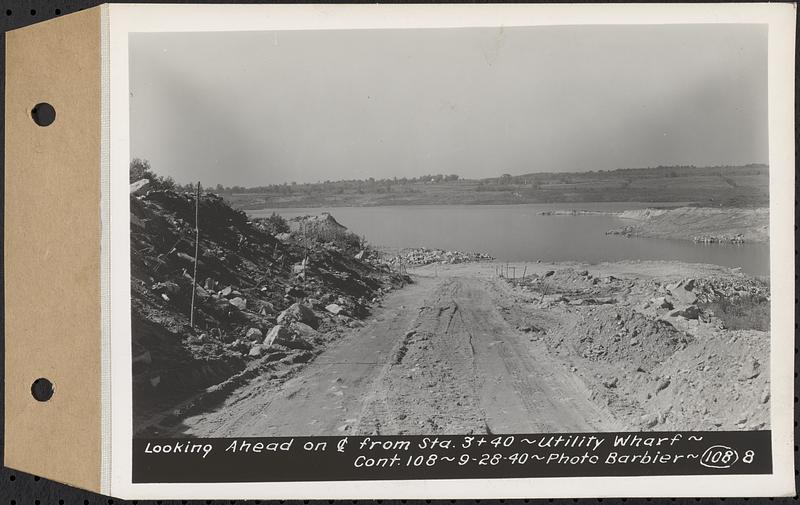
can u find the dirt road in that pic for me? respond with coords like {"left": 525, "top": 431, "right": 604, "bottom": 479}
{"left": 181, "top": 270, "right": 620, "bottom": 437}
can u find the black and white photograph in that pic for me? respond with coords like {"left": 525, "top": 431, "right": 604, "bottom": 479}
{"left": 128, "top": 22, "right": 775, "bottom": 439}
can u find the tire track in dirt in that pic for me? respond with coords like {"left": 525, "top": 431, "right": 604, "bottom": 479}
{"left": 357, "top": 275, "right": 620, "bottom": 434}
{"left": 180, "top": 272, "right": 620, "bottom": 437}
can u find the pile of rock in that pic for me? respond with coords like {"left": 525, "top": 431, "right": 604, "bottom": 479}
{"left": 130, "top": 189, "right": 406, "bottom": 421}
{"left": 692, "top": 234, "right": 745, "bottom": 244}
{"left": 641, "top": 276, "right": 769, "bottom": 324}
{"left": 605, "top": 225, "right": 639, "bottom": 238}
{"left": 393, "top": 247, "right": 493, "bottom": 266}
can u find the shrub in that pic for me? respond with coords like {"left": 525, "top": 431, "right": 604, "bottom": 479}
{"left": 263, "top": 212, "right": 290, "bottom": 235}
{"left": 700, "top": 294, "right": 770, "bottom": 331}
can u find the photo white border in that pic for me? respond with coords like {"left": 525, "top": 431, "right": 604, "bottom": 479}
{"left": 106, "top": 3, "right": 796, "bottom": 499}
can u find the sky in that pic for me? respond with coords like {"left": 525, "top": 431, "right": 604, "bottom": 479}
{"left": 129, "top": 24, "right": 768, "bottom": 187}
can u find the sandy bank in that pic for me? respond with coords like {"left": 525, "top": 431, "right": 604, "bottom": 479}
{"left": 608, "top": 206, "right": 769, "bottom": 243}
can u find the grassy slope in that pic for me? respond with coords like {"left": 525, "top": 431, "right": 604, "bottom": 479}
{"left": 223, "top": 165, "right": 769, "bottom": 210}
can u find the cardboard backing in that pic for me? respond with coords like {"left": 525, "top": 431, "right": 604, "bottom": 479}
{"left": 4, "top": 6, "right": 103, "bottom": 493}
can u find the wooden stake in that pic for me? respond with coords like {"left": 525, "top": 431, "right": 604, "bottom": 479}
{"left": 190, "top": 182, "right": 200, "bottom": 327}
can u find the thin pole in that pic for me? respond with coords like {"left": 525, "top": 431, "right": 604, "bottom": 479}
{"left": 190, "top": 182, "right": 200, "bottom": 327}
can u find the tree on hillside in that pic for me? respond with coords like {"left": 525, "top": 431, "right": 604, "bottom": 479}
{"left": 129, "top": 158, "right": 177, "bottom": 191}
{"left": 130, "top": 158, "right": 153, "bottom": 183}
{"left": 264, "top": 212, "right": 290, "bottom": 234}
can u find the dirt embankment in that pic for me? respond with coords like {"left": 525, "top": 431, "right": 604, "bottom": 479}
{"left": 130, "top": 190, "right": 408, "bottom": 435}
{"left": 606, "top": 207, "right": 769, "bottom": 244}
{"left": 501, "top": 264, "right": 770, "bottom": 431}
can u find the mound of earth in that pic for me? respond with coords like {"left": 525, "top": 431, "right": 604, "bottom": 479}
{"left": 509, "top": 266, "right": 770, "bottom": 431}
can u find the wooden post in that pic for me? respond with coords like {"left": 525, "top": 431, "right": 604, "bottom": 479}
{"left": 190, "top": 182, "right": 200, "bottom": 327}
{"left": 522, "top": 266, "right": 527, "bottom": 280}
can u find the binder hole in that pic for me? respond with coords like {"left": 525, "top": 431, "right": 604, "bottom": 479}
{"left": 31, "top": 103, "right": 56, "bottom": 127}
{"left": 30, "top": 378, "right": 54, "bottom": 402}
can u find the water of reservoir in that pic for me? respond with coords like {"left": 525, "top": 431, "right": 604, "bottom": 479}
{"left": 248, "top": 203, "right": 769, "bottom": 277}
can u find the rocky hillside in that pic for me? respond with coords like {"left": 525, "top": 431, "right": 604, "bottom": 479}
{"left": 130, "top": 189, "right": 407, "bottom": 433}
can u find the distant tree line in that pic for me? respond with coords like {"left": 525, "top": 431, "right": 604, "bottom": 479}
{"left": 211, "top": 173, "right": 461, "bottom": 196}
{"left": 131, "top": 156, "right": 767, "bottom": 198}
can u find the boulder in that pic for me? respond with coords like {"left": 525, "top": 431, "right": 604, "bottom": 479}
{"left": 652, "top": 296, "right": 674, "bottom": 310}
{"left": 670, "top": 305, "right": 700, "bottom": 320}
{"left": 263, "top": 324, "right": 290, "bottom": 347}
{"left": 739, "top": 358, "right": 761, "bottom": 380}
{"left": 257, "top": 303, "right": 275, "bottom": 317}
{"left": 248, "top": 344, "right": 265, "bottom": 357}
{"left": 668, "top": 283, "right": 697, "bottom": 305}
{"left": 245, "top": 328, "right": 263, "bottom": 341}
{"left": 640, "top": 413, "right": 658, "bottom": 428}
{"left": 130, "top": 213, "right": 147, "bottom": 229}
{"left": 266, "top": 351, "right": 288, "bottom": 362}
{"left": 130, "top": 179, "right": 149, "bottom": 194}
{"left": 354, "top": 250, "right": 365, "bottom": 260}
{"left": 219, "top": 286, "right": 233, "bottom": 297}
{"left": 305, "top": 298, "right": 323, "bottom": 309}
{"left": 195, "top": 285, "right": 210, "bottom": 299}
{"left": 211, "top": 296, "right": 231, "bottom": 311}
{"left": 229, "top": 297, "right": 247, "bottom": 310}
{"left": 153, "top": 281, "right": 180, "bottom": 295}
{"left": 325, "top": 303, "right": 344, "bottom": 315}
{"left": 291, "top": 322, "right": 320, "bottom": 340}
{"left": 277, "top": 302, "right": 320, "bottom": 329}
{"left": 263, "top": 324, "right": 312, "bottom": 350}
{"left": 654, "top": 378, "right": 671, "bottom": 393}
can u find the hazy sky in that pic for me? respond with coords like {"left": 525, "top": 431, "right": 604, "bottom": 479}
{"left": 129, "top": 24, "right": 767, "bottom": 186}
